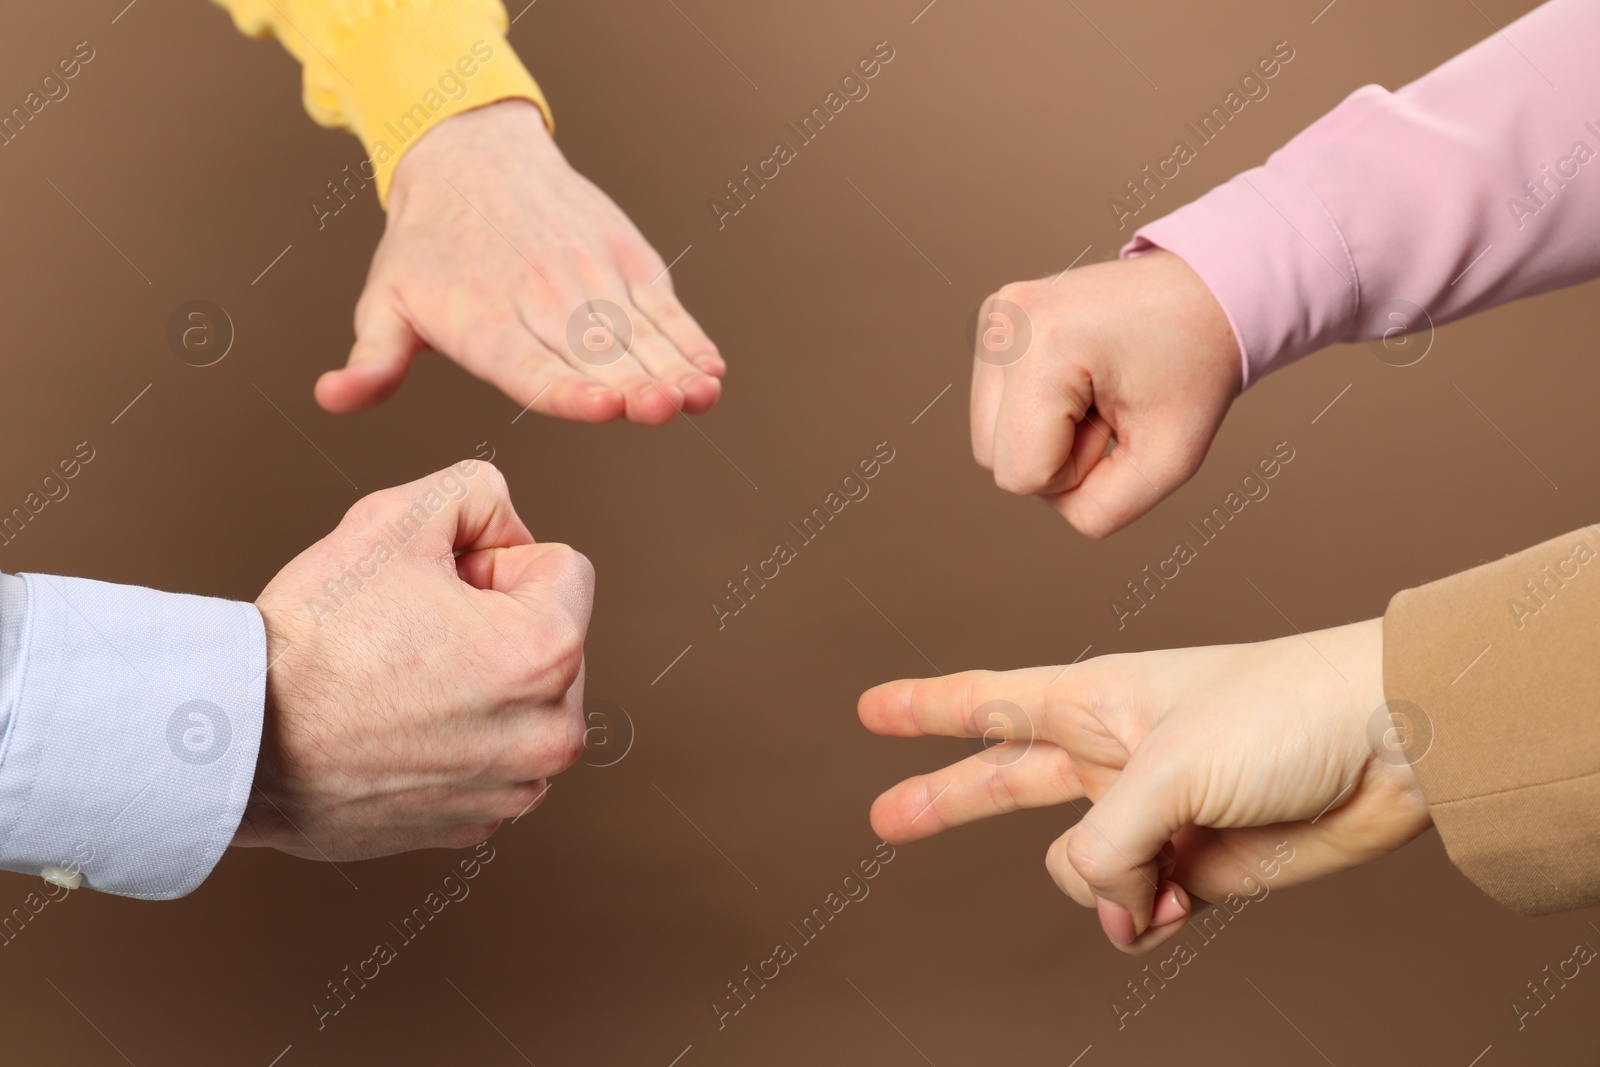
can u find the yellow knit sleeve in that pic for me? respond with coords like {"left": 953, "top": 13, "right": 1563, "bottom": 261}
{"left": 211, "top": 0, "right": 553, "bottom": 203}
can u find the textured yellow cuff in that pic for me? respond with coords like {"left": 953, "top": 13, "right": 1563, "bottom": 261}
{"left": 330, "top": 1, "right": 552, "bottom": 204}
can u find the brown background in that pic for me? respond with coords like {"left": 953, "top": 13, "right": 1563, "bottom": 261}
{"left": 1, "top": 0, "right": 1596, "bottom": 1063}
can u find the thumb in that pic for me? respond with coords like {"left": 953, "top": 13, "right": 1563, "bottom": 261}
{"left": 1040, "top": 415, "right": 1174, "bottom": 539}
{"left": 371, "top": 461, "right": 533, "bottom": 561}
{"left": 457, "top": 542, "right": 596, "bottom": 634}
{"left": 1054, "top": 748, "right": 1187, "bottom": 947}
{"left": 316, "top": 292, "right": 420, "bottom": 413}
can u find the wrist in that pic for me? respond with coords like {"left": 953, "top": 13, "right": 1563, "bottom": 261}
{"left": 1339, "top": 616, "right": 1388, "bottom": 726}
{"left": 1141, "top": 249, "right": 1243, "bottom": 397}
{"left": 238, "top": 596, "right": 299, "bottom": 847}
{"left": 388, "top": 100, "right": 553, "bottom": 212}
{"left": 1342, "top": 616, "right": 1429, "bottom": 812}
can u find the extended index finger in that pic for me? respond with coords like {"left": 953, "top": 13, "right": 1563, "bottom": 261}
{"left": 858, "top": 666, "right": 1062, "bottom": 740}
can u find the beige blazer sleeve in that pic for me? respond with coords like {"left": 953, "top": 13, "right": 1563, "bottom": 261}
{"left": 1384, "top": 525, "right": 1600, "bottom": 915}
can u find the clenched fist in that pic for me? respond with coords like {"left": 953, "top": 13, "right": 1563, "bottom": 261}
{"left": 971, "top": 250, "right": 1242, "bottom": 538}
{"left": 237, "top": 460, "right": 594, "bottom": 860}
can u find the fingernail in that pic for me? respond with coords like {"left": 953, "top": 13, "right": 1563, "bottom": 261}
{"left": 694, "top": 355, "right": 724, "bottom": 374}
{"left": 1151, "top": 882, "right": 1187, "bottom": 927}
{"left": 585, "top": 384, "right": 616, "bottom": 398}
{"left": 1097, "top": 898, "right": 1137, "bottom": 946}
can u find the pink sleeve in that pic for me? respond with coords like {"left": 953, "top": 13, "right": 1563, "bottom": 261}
{"left": 1122, "top": 0, "right": 1600, "bottom": 389}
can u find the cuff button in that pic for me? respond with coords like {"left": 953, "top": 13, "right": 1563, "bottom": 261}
{"left": 41, "top": 865, "right": 81, "bottom": 890}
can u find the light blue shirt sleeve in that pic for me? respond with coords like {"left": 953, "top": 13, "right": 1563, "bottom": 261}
{"left": 0, "top": 572, "right": 265, "bottom": 899}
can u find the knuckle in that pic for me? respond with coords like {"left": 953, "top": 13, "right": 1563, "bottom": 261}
{"left": 613, "top": 236, "right": 667, "bottom": 277}
{"left": 568, "top": 257, "right": 612, "bottom": 294}
{"left": 649, "top": 296, "right": 688, "bottom": 324}
{"left": 537, "top": 636, "right": 586, "bottom": 696}
{"left": 558, "top": 545, "right": 597, "bottom": 593}
{"left": 639, "top": 246, "right": 670, "bottom": 277}
{"left": 517, "top": 260, "right": 556, "bottom": 293}
{"left": 634, "top": 258, "right": 669, "bottom": 285}
{"left": 994, "top": 280, "right": 1032, "bottom": 305}
{"left": 539, "top": 635, "right": 590, "bottom": 690}
{"left": 500, "top": 637, "right": 582, "bottom": 698}
{"left": 951, "top": 671, "right": 992, "bottom": 733}
{"left": 1031, "top": 320, "right": 1064, "bottom": 352}
{"left": 997, "top": 280, "right": 1047, "bottom": 316}
{"left": 541, "top": 710, "right": 587, "bottom": 772}
{"left": 469, "top": 460, "right": 510, "bottom": 501}
{"left": 982, "top": 766, "right": 1023, "bottom": 816}
{"left": 507, "top": 705, "right": 586, "bottom": 777}
{"left": 490, "top": 617, "right": 587, "bottom": 699}
{"left": 558, "top": 706, "right": 588, "bottom": 768}
{"left": 628, "top": 310, "right": 662, "bottom": 343}
{"left": 537, "top": 543, "right": 598, "bottom": 608}
{"left": 341, "top": 493, "right": 379, "bottom": 528}
{"left": 1064, "top": 828, "right": 1118, "bottom": 889}
{"left": 498, "top": 781, "right": 548, "bottom": 820}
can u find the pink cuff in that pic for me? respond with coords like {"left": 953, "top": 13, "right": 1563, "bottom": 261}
{"left": 1122, "top": 166, "right": 1359, "bottom": 391}
{"left": 1117, "top": 1, "right": 1600, "bottom": 390}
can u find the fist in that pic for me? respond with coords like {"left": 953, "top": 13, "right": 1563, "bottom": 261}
{"left": 971, "top": 250, "right": 1243, "bottom": 538}
{"left": 239, "top": 461, "right": 594, "bottom": 860}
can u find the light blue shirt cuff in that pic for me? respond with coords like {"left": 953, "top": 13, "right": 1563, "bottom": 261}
{"left": 0, "top": 573, "right": 265, "bottom": 899}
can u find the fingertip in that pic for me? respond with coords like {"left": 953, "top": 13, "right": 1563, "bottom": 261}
{"left": 630, "top": 382, "right": 683, "bottom": 425}
{"left": 336, "top": 298, "right": 415, "bottom": 412}
{"left": 313, "top": 370, "right": 350, "bottom": 413}
{"left": 872, "top": 780, "right": 946, "bottom": 843}
{"left": 315, "top": 366, "right": 391, "bottom": 414}
{"left": 577, "top": 385, "right": 626, "bottom": 423}
{"left": 857, "top": 679, "right": 915, "bottom": 734}
{"left": 1150, "top": 881, "right": 1189, "bottom": 928}
{"left": 678, "top": 373, "right": 722, "bottom": 413}
{"left": 867, "top": 792, "right": 901, "bottom": 842}
{"left": 515, "top": 379, "right": 627, "bottom": 425}
{"left": 856, "top": 686, "right": 890, "bottom": 730}
{"left": 856, "top": 685, "right": 882, "bottom": 727}
{"left": 1118, "top": 882, "right": 1190, "bottom": 955}
{"left": 693, "top": 352, "right": 726, "bottom": 378}
{"left": 1097, "top": 897, "right": 1137, "bottom": 947}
